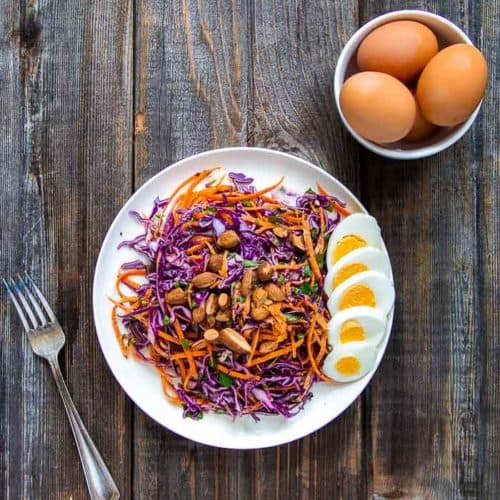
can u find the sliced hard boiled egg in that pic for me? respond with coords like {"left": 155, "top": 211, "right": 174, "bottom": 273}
{"left": 322, "top": 341, "right": 377, "bottom": 382}
{"left": 323, "top": 247, "right": 390, "bottom": 296}
{"left": 326, "top": 213, "right": 382, "bottom": 269}
{"left": 327, "top": 270, "right": 395, "bottom": 316}
{"left": 328, "top": 306, "right": 387, "bottom": 347}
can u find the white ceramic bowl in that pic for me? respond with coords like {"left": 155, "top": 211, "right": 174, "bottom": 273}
{"left": 334, "top": 10, "right": 481, "bottom": 160}
{"left": 93, "top": 147, "right": 395, "bottom": 449}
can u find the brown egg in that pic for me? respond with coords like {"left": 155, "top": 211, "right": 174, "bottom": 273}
{"left": 417, "top": 44, "right": 488, "bottom": 126}
{"left": 340, "top": 72, "right": 416, "bottom": 143}
{"left": 357, "top": 21, "right": 438, "bottom": 83}
{"left": 405, "top": 94, "right": 437, "bottom": 141}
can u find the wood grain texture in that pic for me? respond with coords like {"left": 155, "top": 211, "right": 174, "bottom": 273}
{"left": 250, "top": 2, "right": 365, "bottom": 499}
{"left": 1, "top": 0, "right": 498, "bottom": 498}
{"left": 133, "top": 1, "right": 253, "bottom": 499}
{"left": 0, "top": 1, "right": 133, "bottom": 498}
{"left": 360, "top": 1, "right": 500, "bottom": 498}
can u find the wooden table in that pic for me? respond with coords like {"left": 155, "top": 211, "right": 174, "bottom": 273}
{"left": 1, "top": 1, "right": 498, "bottom": 498}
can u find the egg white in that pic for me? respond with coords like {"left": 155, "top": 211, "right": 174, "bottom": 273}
{"left": 327, "top": 270, "right": 395, "bottom": 316}
{"left": 322, "top": 341, "right": 377, "bottom": 382}
{"left": 326, "top": 213, "right": 382, "bottom": 270}
{"left": 324, "top": 246, "right": 390, "bottom": 296}
{"left": 328, "top": 306, "right": 387, "bottom": 347}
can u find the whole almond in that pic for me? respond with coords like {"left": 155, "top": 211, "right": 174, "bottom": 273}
{"left": 259, "top": 340, "right": 279, "bottom": 353}
{"left": 252, "top": 287, "right": 268, "bottom": 306}
{"left": 251, "top": 306, "right": 270, "bottom": 322}
{"left": 206, "top": 293, "right": 219, "bottom": 316}
{"left": 257, "top": 261, "right": 273, "bottom": 282}
{"left": 203, "top": 328, "right": 220, "bottom": 342}
{"left": 207, "top": 254, "right": 224, "bottom": 273}
{"left": 216, "top": 309, "right": 231, "bottom": 322}
{"left": 266, "top": 283, "right": 286, "bottom": 302}
{"left": 218, "top": 293, "right": 230, "bottom": 310}
{"left": 192, "top": 272, "right": 219, "bottom": 289}
{"left": 241, "top": 268, "right": 253, "bottom": 297}
{"left": 219, "top": 327, "right": 251, "bottom": 354}
{"left": 273, "top": 227, "right": 288, "bottom": 239}
{"left": 165, "top": 288, "right": 188, "bottom": 305}
{"left": 217, "top": 230, "right": 240, "bottom": 249}
{"left": 291, "top": 233, "right": 306, "bottom": 251}
{"left": 192, "top": 305, "right": 205, "bottom": 324}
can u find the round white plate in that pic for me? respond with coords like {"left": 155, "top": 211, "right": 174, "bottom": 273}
{"left": 93, "top": 147, "right": 394, "bottom": 449}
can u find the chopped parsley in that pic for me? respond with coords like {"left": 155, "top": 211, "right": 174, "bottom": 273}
{"left": 296, "top": 332, "right": 305, "bottom": 339}
{"left": 236, "top": 296, "right": 245, "bottom": 304}
{"left": 205, "top": 206, "right": 217, "bottom": 214}
{"left": 310, "top": 228, "right": 318, "bottom": 240}
{"left": 218, "top": 372, "right": 233, "bottom": 388}
{"left": 278, "top": 273, "right": 285, "bottom": 285}
{"left": 181, "top": 339, "right": 193, "bottom": 349}
{"left": 316, "top": 252, "right": 326, "bottom": 270}
{"left": 306, "top": 187, "right": 316, "bottom": 195}
{"left": 174, "top": 280, "right": 188, "bottom": 289}
{"left": 243, "top": 259, "right": 259, "bottom": 268}
{"left": 163, "top": 315, "right": 172, "bottom": 326}
{"left": 303, "top": 264, "right": 312, "bottom": 278}
{"left": 206, "top": 179, "right": 217, "bottom": 187}
{"left": 299, "top": 282, "right": 318, "bottom": 296}
{"left": 325, "top": 202, "right": 334, "bottom": 212}
{"left": 242, "top": 200, "right": 253, "bottom": 207}
{"left": 286, "top": 313, "right": 301, "bottom": 322}
{"left": 268, "top": 215, "right": 282, "bottom": 224}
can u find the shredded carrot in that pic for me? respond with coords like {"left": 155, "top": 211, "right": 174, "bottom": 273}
{"left": 246, "top": 339, "right": 305, "bottom": 367}
{"left": 302, "top": 216, "right": 323, "bottom": 283}
{"left": 216, "top": 363, "right": 260, "bottom": 380}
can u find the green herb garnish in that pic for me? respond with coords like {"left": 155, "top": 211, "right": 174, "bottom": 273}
{"left": 306, "top": 187, "right": 316, "bottom": 195}
{"left": 325, "top": 203, "right": 334, "bottom": 212}
{"left": 219, "top": 372, "right": 233, "bottom": 388}
{"left": 299, "top": 282, "right": 318, "bottom": 296}
{"left": 206, "top": 206, "right": 217, "bottom": 214}
{"left": 206, "top": 179, "right": 217, "bottom": 187}
{"left": 303, "top": 264, "right": 312, "bottom": 278}
{"left": 268, "top": 215, "right": 282, "bottom": 224}
{"left": 243, "top": 259, "right": 259, "bottom": 268}
{"left": 310, "top": 228, "right": 318, "bottom": 240}
{"left": 181, "top": 339, "right": 193, "bottom": 349}
{"left": 163, "top": 315, "right": 172, "bottom": 326}
{"left": 296, "top": 332, "right": 305, "bottom": 339}
{"left": 316, "top": 252, "right": 326, "bottom": 270}
{"left": 236, "top": 296, "right": 245, "bottom": 304}
{"left": 242, "top": 200, "right": 253, "bottom": 207}
{"left": 286, "top": 314, "right": 301, "bottom": 322}
{"left": 208, "top": 357, "right": 218, "bottom": 369}
{"left": 278, "top": 273, "right": 285, "bottom": 285}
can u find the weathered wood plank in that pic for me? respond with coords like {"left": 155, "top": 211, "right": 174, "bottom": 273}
{"left": 360, "top": 0, "right": 499, "bottom": 497}
{"left": 477, "top": 0, "right": 500, "bottom": 496}
{"left": 0, "top": 1, "right": 133, "bottom": 498}
{"left": 133, "top": 1, "right": 252, "bottom": 499}
{"left": 250, "top": 1, "right": 364, "bottom": 499}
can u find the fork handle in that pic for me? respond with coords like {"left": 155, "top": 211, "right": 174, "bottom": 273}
{"left": 49, "top": 358, "right": 120, "bottom": 500}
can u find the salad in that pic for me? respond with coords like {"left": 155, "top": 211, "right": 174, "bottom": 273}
{"left": 111, "top": 168, "right": 350, "bottom": 420}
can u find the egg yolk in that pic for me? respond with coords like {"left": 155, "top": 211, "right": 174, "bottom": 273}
{"left": 333, "top": 235, "right": 367, "bottom": 263}
{"left": 339, "top": 320, "right": 366, "bottom": 343}
{"left": 333, "top": 262, "right": 369, "bottom": 288}
{"left": 339, "top": 284, "right": 376, "bottom": 310}
{"left": 335, "top": 356, "right": 361, "bottom": 376}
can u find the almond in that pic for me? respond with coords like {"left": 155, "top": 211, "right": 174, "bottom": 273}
{"left": 251, "top": 306, "right": 270, "bottom": 322}
{"left": 192, "top": 272, "right": 219, "bottom": 289}
{"left": 165, "top": 288, "right": 188, "bottom": 305}
{"left": 257, "top": 261, "right": 273, "bottom": 282}
{"left": 206, "top": 315, "right": 216, "bottom": 327}
{"left": 241, "top": 269, "right": 253, "bottom": 297}
{"left": 217, "top": 230, "right": 240, "bottom": 249}
{"left": 291, "top": 233, "right": 306, "bottom": 251}
{"left": 192, "top": 305, "right": 205, "bottom": 324}
{"left": 273, "top": 227, "right": 288, "bottom": 239}
{"left": 207, "top": 254, "right": 224, "bottom": 273}
{"left": 219, "top": 328, "right": 251, "bottom": 354}
{"left": 203, "top": 328, "right": 220, "bottom": 342}
{"left": 266, "top": 283, "right": 286, "bottom": 302}
{"left": 205, "top": 293, "right": 218, "bottom": 316}
{"left": 216, "top": 309, "right": 231, "bottom": 322}
{"left": 252, "top": 287, "right": 268, "bottom": 306}
{"left": 190, "top": 339, "right": 207, "bottom": 350}
{"left": 218, "top": 293, "right": 230, "bottom": 310}
{"left": 259, "top": 340, "right": 279, "bottom": 353}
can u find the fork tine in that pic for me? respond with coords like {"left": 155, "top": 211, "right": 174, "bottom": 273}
{"left": 24, "top": 272, "right": 56, "bottom": 323}
{"left": 11, "top": 277, "right": 40, "bottom": 329}
{"left": 18, "top": 274, "right": 47, "bottom": 325}
{"left": 3, "top": 278, "right": 33, "bottom": 331}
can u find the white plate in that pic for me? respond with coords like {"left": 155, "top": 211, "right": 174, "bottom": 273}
{"left": 93, "top": 147, "right": 394, "bottom": 449}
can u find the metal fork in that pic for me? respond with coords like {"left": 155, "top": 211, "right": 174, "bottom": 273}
{"left": 3, "top": 273, "right": 120, "bottom": 500}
